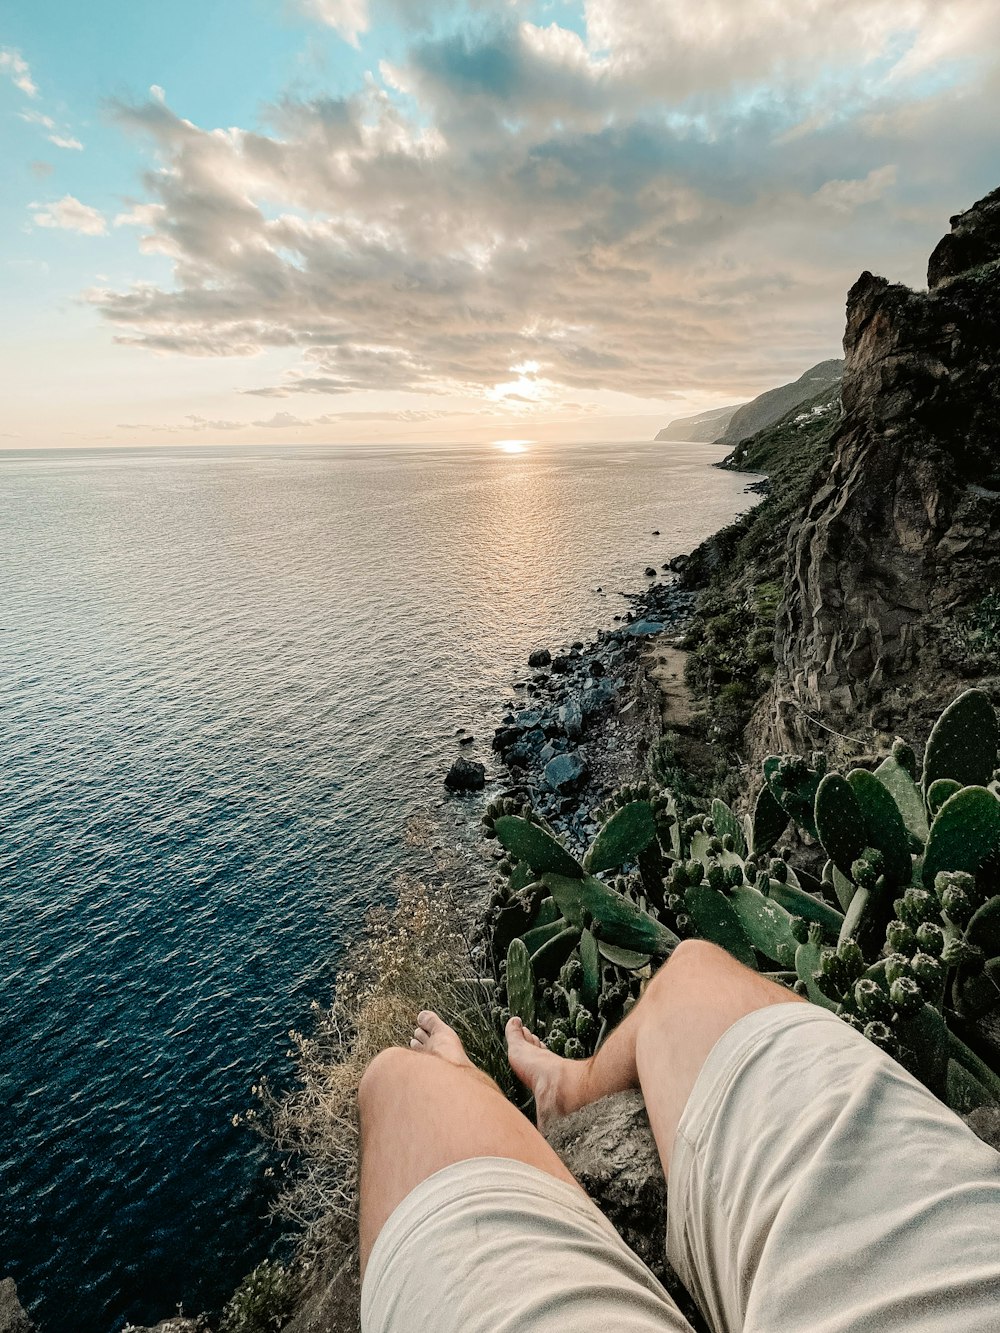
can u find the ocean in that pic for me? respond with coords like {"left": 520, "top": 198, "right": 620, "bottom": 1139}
{"left": 0, "top": 439, "right": 753, "bottom": 1331}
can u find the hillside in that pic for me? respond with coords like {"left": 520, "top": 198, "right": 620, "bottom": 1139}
{"left": 715, "top": 359, "right": 844, "bottom": 446}
{"left": 654, "top": 403, "right": 742, "bottom": 442}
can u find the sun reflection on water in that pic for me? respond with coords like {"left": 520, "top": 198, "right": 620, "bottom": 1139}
{"left": 493, "top": 439, "right": 533, "bottom": 453}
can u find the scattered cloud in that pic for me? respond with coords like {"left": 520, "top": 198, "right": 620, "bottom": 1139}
{"left": 90, "top": 2, "right": 1000, "bottom": 406}
{"left": 48, "top": 133, "right": 84, "bottom": 151}
{"left": 0, "top": 47, "right": 37, "bottom": 97}
{"left": 19, "top": 102, "right": 85, "bottom": 151}
{"left": 19, "top": 109, "right": 55, "bottom": 129}
{"left": 813, "top": 165, "right": 899, "bottom": 213}
{"left": 299, "top": 0, "right": 370, "bottom": 46}
{"left": 31, "top": 195, "right": 107, "bottom": 236}
{"left": 29, "top": 160, "right": 54, "bottom": 178}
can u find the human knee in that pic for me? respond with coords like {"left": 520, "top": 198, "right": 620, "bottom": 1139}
{"left": 358, "top": 1045, "right": 416, "bottom": 1122}
{"left": 647, "top": 939, "right": 732, "bottom": 999}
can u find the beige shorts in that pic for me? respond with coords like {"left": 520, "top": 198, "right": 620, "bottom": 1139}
{"left": 361, "top": 1004, "right": 1000, "bottom": 1332}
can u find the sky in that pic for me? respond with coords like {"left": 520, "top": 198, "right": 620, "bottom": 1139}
{"left": 2, "top": 0, "right": 1000, "bottom": 449}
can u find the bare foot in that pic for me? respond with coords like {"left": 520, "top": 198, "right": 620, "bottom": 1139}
{"left": 505, "top": 1017, "right": 591, "bottom": 1131}
{"left": 410, "top": 1010, "right": 473, "bottom": 1069}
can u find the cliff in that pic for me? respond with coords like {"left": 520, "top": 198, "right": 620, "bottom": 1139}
{"left": 762, "top": 186, "right": 1000, "bottom": 755}
{"left": 655, "top": 403, "right": 742, "bottom": 443}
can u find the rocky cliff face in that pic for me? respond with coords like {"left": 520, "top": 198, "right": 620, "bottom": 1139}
{"left": 762, "top": 187, "right": 1000, "bottom": 755}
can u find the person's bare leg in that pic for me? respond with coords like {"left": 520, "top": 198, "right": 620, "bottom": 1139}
{"left": 358, "top": 1010, "right": 582, "bottom": 1277}
{"left": 506, "top": 938, "right": 805, "bottom": 1171}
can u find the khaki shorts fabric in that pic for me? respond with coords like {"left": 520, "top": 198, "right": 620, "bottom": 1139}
{"left": 362, "top": 1003, "right": 1000, "bottom": 1333}
{"left": 360, "top": 1155, "right": 692, "bottom": 1332}
{"left": 667, "top": 1003, "right": 1000, "bottom": 1332}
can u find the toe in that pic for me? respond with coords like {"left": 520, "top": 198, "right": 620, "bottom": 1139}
{"left": 412, "top": 1025, "right": 428, "bottom": 1046}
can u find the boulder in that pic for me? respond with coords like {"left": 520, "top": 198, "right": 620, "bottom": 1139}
{"left": 626, "top": 620, "right": 665, "bottom": 637}
{"left": 0, "top": 1281, "right": 34, "bottom": 1333}
{"left": 492, "top": 726, "right": 521, "bottom": 753}
{"left": 581, "top": 680, "right": 615, "bottom": 716}
{"left": 544, "top": 751, "right": 587, "bottom": 790}
{"left": 443, "top": 758, "right": 486, "bottom": 792}
{"left": 528, "top": 648, "right": 552, "bottom": 668}
{"left": 668, "top": 554, "right": 689, "bottom": 573}
{"left": 504, "top": 743, "right": 533, "bottom": 769}
{"left": 559, "top": 698, "right": 584, "bottom": 741}
{"left": 459, "top": 735, "right": 475, "bottom": 746}
{"left": 551, "top": 654, "right": 572, "bottom": 674}
{"left": 644, "top": 567, "right": 658, "bottom": 577}
{"left": 589, "top": 660, "right": 606, "bottom": 678}
{"left": 514, "top": 710, "right": 543, "bottom": 729}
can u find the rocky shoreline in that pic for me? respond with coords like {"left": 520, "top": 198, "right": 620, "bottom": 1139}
{"left": 467, "top": 571, "right": 696, "bottom": 849}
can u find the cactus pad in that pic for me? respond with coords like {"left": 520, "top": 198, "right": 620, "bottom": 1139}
{"left": 579, "top": 928, "right": 601, "bottom": 1010}
{"left": 683, "top": 883, "right": 757, "bottom": 968}
{"left": 814, "top": 774, "right": 867, "bottom": 876}
{"left": 847, "top": 767, "right": 912, "bottom": 886}
{"left": 922, "top": 689, "right": 1000, "bottom": 792}
{"left": 749, "top": 781, "right": 790, "bottom": 856}
{"left": 506, "top": 939, "right": 536, "bottom": 1029}
{"left": 728, "top": 884, "right": 799, "bottom": 966}
{"left": 921, "top": 787, "right": 1000, "bottom": 889}
{"left": 927, "top": 778, "right": 962, "bottom": 816}
{"left": 583, "top": 801, "right": 657, "bottom": 873}
{"left": 543, "top": 872, "right": 677, "bottom": 956}
{"left": 494, "top": 815, "right": 584, "bottom": 877}
{"left": 767, "top": 880, "right": 845, "bottom": 936}
{"left": 873, "top": 752, "right": 929, "bottom": 845}
{"left": 710, "top": 799, "right": 747, "bottom": 856}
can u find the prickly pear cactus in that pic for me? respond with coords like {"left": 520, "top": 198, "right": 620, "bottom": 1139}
{"left": 481, "top": 690, "right": 1000, "bottom": 1107}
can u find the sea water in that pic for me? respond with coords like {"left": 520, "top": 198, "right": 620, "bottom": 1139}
{"left": 0, "top": 440, "right": 753, "bottom": 1330}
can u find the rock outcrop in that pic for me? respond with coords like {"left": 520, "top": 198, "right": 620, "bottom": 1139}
{"left": 763, "top": 186, "right": 1000, "bottom": 754}
{"left": 0, "top": 1280, "right": 34, "bottom": 1333}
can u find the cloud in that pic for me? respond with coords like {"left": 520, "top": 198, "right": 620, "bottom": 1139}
{"left": 92, "top": 3, "right": 1000, "bottom": 406}
{"left": 31, "top": 195, "right": 107, "bottom": 236}
{"left": 30, "top": 160, "right": 54, "bottom": 178}
{"left": 0, "top": 47, "right": 37, "bottom": 97}
{"left": 48, "top": 133, "right": 84, "bottom": 151}
{"left": 20, "top": 109, "right": 55, "bottom": 129}
{"left": 20, "top": 107, "right": 85, "bottom": 151}
{"left": 299, "top": 0, "right": 370, "bottom": 46}
{"left": 813, "top": 165, "right": 898, "bottom": 213}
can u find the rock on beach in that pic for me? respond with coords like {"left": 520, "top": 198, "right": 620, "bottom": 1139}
{"left": 444, "top": 758, "right": 486, "bottom": 791}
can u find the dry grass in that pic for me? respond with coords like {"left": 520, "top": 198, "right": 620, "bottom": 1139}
{"left": 254, "top": 872, "right": 507, "bottom": 1279}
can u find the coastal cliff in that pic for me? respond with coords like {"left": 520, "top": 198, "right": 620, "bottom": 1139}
{"left": 761, "top": 187, "right": 1000, "bottom": 756}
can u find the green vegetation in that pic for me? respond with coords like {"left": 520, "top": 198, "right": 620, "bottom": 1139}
{"left": 682, "top": 386, "right": 840, "bottom": 753}
{"left": 482, "top": 689, "right": 1000, "bottom": 1113}
{"left": 940, "top": 592, "right": 1000, "bottom": 676}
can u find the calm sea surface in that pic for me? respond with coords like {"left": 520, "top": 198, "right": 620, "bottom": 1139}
{"left": 0, "top": 440, "right": 752, "bottom": 1331}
